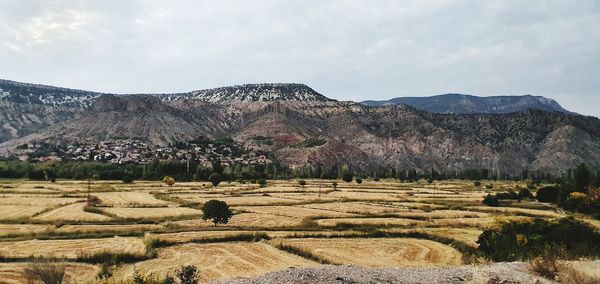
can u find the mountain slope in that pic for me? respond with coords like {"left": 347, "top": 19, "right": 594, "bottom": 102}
{"left": 362, "top": 93, "right": 574, "bottom": 114}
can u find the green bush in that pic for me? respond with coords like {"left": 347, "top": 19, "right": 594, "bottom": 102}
{"left": 518, "top": 188, "right": 534, "bottom": 200}
{"left": 536, "top": 186, "right": 560, "bottom": 203}
{"left": 482, "top": 194, "right": 499, "bottom": 207}
{"left": 477, "top": 217, "right": 600, "bottom": 261}
{"left": 355, "top": 178, "right": 363, "bottom": 184}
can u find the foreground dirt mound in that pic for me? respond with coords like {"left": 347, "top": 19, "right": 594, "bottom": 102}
{"left": 217, "top": 263, "right": 555, "bottom": 284}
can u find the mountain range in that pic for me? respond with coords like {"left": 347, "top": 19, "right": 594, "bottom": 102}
{"left": 1, "top": 79, "right": 599, "bottom": 176}
{"left": 361, "top": 93, "right": 574, "bottom": 114}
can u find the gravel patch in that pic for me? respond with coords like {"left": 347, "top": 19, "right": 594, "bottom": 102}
{"left": 217, "top": 263, "right": 554, "bottom": 284}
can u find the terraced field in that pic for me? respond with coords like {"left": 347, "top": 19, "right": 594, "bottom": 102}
{"left": 0, "top": 179, "right": 591, "bottom": 283}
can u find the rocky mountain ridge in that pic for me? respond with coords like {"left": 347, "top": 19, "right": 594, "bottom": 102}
{"left": 362, "top": 93, "right": 573, "bottom": 114}
{"left": 1, "top": 79, "right": 598, "bottom": 176}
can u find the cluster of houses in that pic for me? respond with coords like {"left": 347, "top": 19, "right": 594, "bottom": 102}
{"left": 21, "top": 139, "right": 272, "bottom": 166}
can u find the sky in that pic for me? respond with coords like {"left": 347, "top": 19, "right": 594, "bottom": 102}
{"left": 0, "top": 1, "right": 599, "bottom": 117}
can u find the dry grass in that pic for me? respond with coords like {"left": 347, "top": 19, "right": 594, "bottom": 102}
{"left": 233, "top": 205, "right": 359, "bottom": 218}
{"left": 0, "top": 236, "right": 146, "bottom": 259}
{"left": 0, "top": 262, "right": 98, "bottom": 284}
{"left": 171, "top": 212, "right": 301, "bottom": 228}
{"left": 0, "top": 205, "right": 50, "bottom": 221}
{"left": 271, "top": 238, "right": 462, "bottom": 267}
{"left": 33, "top": 202, "right": 111, "bottom": 222}
{"left": 172, "top": 194, "right": 304, "bottom": 206}
{"left": 465, "top": 206, "right": 563, "bottom": 218}
{"left": 110, "top": 242, "right": 318, "bottom": 283}
{"left": 93, "top": 192, "right": 171, "bottom": 206}
{"left": 316, "top": 217, "right": 426, "bottom": 227}
{"left": 0, "top": 224, "right": 50, "bottom": 237}
{"left": 102, "top": 207, "right": 201, "bottom": 219}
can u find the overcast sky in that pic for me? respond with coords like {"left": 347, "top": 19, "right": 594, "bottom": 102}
{"left": 1, "top": 1, "right": 599, "bottom": 116}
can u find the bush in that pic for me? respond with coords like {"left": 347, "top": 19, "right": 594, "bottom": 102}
{"left": 176, "top": 265, "right": 200, "bottom": 284}
{"left": 564, "top": 192, "right": 587, "bottom": 211}
{"left": 536, "top": 186, "right": 560, "bottom": 203}
{"left": 122, "top": 175, "right": 134, "bottom": 184}
{"left": 23, "top": 261, "right": 66, "bottom": 284}
{"left": 373, "top": 177, "right": 380, "bottom": 182}
{"left": 258, "top": 178, "right": 267, "bottom": 188}
{"left": 298, "top": 179, "right": 307, "bottom": 188}
{"left": 208, "top": 173, "right": 222, "bottom": 187}
{"left": 342, "top": 173, "right": 353, "bottom": 183}
{"left": 482, "top": 194, "right": 499, "bottom": 207}
{"left": 355, "top": 178, "right": 363, "bottom": 184}
{"left": 518, "top": 188, "right": 534, "bottom": 200}
{"left": 477, "top": 217, "right": 600, "bottom": 261}
{"left": 474, "top": 181, "right": 482, "bottom": 187}
{"left": 496, "top": 190, "right": 518, "bottom": 200}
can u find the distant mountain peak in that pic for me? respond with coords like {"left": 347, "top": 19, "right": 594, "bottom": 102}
{"left": 362, "top": 93, "right": 574, "bottom": 115}
{"left": 161, "top": 83, "right": 334, "bottom": 103}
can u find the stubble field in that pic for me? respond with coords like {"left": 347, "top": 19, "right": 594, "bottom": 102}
{"left": 0, "top": 178, "right": 593, "bottom": 283}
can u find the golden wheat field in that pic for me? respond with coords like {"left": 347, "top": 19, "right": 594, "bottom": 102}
{"left": 0, "top": 178, "right": 593, "bottom": 283}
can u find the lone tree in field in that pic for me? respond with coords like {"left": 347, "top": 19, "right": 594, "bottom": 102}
{"left": 201, "top": 200, "right": 233, "bottom": 226}
{"left": 163, "top": 176, "right": 176, "bottom": 187}
{"left": 209, "top": 173, "right": 223, "bottom": 187}
{"left": 332, "top": 181, "right": 338, "bottom": 190}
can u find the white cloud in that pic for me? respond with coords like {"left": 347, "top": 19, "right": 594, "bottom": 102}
{"left": 0, "top": 0, "right": 598, "bottom": 116}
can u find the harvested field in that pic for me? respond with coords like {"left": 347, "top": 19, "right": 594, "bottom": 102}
{"left": 300, "top": 202, "right": 410, "bottom": 214}
{"left": 0, "top": 196, "right": 81, "bottom": 206}
{"left": 0, "top": 205, "right": 49, "bottom": 221}
{"left": 0, "top": 224, "right": 50, "bottom": 237}
{"left": 234, "top": 206, "right": 359, "bottom": 218}
{"left": 33, "top": 203, "right": 111, "bottom": 222}
{"left": 316, "top": 217, "right": 426, "bottom": 227}
{"left": 465, "top": 206, "right": 563, "bottom": 218}
{"left": 272, "top": 238, "right": 462, "bottom": 267}
{"left": 55, "top": 224, "right": 163, "bottom": 234}
{"left": 0, "top": 262, "right": 99, "bottom": 284}
{"left": 93, "top": 192, "right": 171, "bottom": 206}
{"left": 111, "top": 242, "right": 318, "bottom": 282}
{"left": 327, "top": 191, "right": 404, "bottom": 201}
{"left": 268, "top": 192, "right": 342, "bottom": 201}
{"left": 173, "top": 194, "right": 304, "bottom": 206}
{"left": 102, "top": 206, "right": 201, "bottom": 219}
{"left": 0, "top": 236, "right": 146, "bottom": 259}
{"left": 171, "top": 213, "right": 301, "bottom": 228}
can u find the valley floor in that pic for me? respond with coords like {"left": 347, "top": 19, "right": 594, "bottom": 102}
{"left": 0, "top": 179, "right": 597, "bottom": 283}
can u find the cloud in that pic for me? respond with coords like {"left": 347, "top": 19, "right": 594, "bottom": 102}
{"left": 0, "top": 0, "right": 598, "bottom": 116}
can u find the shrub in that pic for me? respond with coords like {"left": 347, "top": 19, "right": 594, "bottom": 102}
{"left": 257, "top": 178, "right": 267, "bottom": 188}
{"left": 485, "top": 184, "right": 493, "bottom": 189}
{"left": 162, "top": 176, "right": 175, "bottom": 187}
{"left": 564, "top": 192, "right": 587, "bottom": 211}
{"left": 536, "top": 186, "right": 560, "bottom": 203}
{"left": 208, "top": 173, "right": 222, "bottom": 187}
{"left": 298, "top": 180, "right": 307, "bottom": 188}
{"left": 496, "top": 190, "right": 518, "bottom": 200}
{"left": 176, "top": 265, "right": 200, "bottom": 284}
{"left": 477, "top": 217, "right": 600, "bottom": 261}
{"left": 332, "top": 181, "right": 338, "bottom": 190}
{"left": 482, "top": 194, "right": 499, "bottom": 207}
{"left": 373, "top": 177, "right": 380, "bottom": 182}
{"left": 23, "top": 261, "right": 66, "bottom": 284}
{"left": 122, "top": 175, "right": 134, "bottom": 184}
{"left": 342, "top": 173, "right": 353, "bottom": 183}
{"left": 201, "top": 200, "right": 233, "bottom": 226}
{"left": 474, "top": 181, "right": 482, "bottom": 187}
{"left": 355, "top": 178, "right": 363, "bottom": 184}
{"left": 518, "top": 188, "right": 534, "bottom": 200}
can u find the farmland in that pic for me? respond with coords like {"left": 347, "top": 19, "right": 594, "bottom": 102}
{"left": 0, "top": 178, "right": 596, "bottom": 283}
